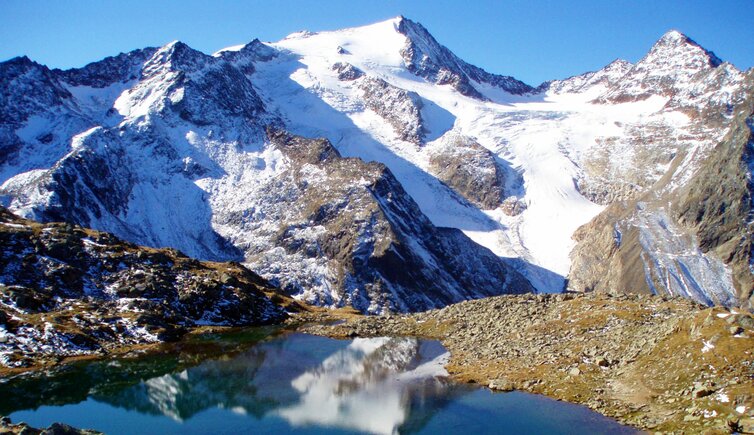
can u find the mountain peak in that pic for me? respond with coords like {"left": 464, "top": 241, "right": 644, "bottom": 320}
{"left": 394, "top": 15, "right": 431, "bottom": 39}
{"left": 594, "top": 29, "right": 731, "bottom": 104}
{"left": 658, "top": 29, "right": 688, "bottom": 44}
{"left": 0, "top": 55, "right": 46, "bottom": 75}
{"left": 646, "top": 29, "right": 723, "bottom": 68}
{"left": 606, "top": 58, "right": 632, "bottom": 69}
{"left": 159, "top": 40, "right": 192, "bottom": 55}
{"left": 144, "top": 40, "right": 207, "bottom": 73}
{"left": 3, "top": 55, "right": 34, "bottom": 66}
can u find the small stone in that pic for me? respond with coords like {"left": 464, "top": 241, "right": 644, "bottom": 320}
{"left": 596, "top": 356, "right": 610, "bottom": 367}
{"left": 488, "top": 378, "right": 515, "bottom": 391}
{"left": 569, "top": 367, "right": 581, "bottom": 376}
{"left": 692, "top": 383, "right": 715, "bottom": 398}
{"left": 729, "top": 326, "right": 744, "bottom": 335}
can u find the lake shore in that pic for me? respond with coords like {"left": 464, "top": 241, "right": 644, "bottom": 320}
{"left": 292, "top": 293, "right": 754, "bottom": 434}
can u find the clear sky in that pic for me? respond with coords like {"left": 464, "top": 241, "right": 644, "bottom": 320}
{"left": 1, "top": 0, "right": 752, "bottom": 86}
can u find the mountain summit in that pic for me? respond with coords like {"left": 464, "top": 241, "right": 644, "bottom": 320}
{"left": 597, "top": 29, "right": 726, "bottom": 103}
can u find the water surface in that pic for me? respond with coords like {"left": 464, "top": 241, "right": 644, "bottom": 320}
{"left": 2, "top": 331, "right": 638, "bottom": 434}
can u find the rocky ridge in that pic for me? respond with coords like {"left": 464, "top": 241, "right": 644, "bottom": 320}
{"left": 0, "top": 207, "right": 291, "bottom": 370}
{"left": 396, "top": 17, "right": 533, "bottom": 99}
{"left": 230, "top": 130, "right": 533, "bottom": 313}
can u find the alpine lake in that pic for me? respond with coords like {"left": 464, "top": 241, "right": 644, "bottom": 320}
{"left": 1, "top": 327, "right": 639, "bottom": 434}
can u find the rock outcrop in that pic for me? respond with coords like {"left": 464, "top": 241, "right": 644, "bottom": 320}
{"left": 359, "top": 76, "right": 425, "bottom": 144}
{"left": 427, "top": 134, "right": 507, "bottom": 209}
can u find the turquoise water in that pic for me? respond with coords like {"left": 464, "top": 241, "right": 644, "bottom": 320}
{"left": 3, "top": 331, "right": 638, "bottom": 434}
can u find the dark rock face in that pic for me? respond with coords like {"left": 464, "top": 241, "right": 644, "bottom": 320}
{"left": 137, "top": 41, "right": 267, "bottom": 126}
{"left": 0, "top": 207, "right": 288, "bottom": 367}
{"left": 396, "top": 17, "right": 533, "bottom": 98}
{"left": 427, "top": 135, "right": 507, "bottom": 209}
{"left": 332, "top": 62, "right": 364, "bottom": 81}
{"left": 0, "top": 57, "right": 91, "bottom": 175}
{"left": 0, "top": 56, "right": 73, "bottom": 126}
{"left": 359, "top": 77, "right": 425, "bottom": 144}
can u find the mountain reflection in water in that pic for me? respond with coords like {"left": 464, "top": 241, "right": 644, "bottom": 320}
{"left": 276, "top": 337, "right": 451, "bottom": 434}
{"left": 98, "top": 334, "right": 451, "bottom": 434}
{"left": 5, "top": 332, "right": 458, "bottom": 434}
{"left": 5, "top": 331, "right": 638, "bottom": 434}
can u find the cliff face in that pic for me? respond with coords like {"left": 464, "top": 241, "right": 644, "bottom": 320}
{"left": 674, "top": 95, "right": 754, "bottom": 309}
{"left": 568, "top": 80, "right": 754, "bottom": 309}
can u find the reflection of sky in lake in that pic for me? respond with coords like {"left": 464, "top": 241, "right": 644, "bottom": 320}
{"left": 7, "top": 332, "right": 638, "bottom": 435}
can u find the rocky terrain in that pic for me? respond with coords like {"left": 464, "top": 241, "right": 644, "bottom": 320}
{"left": 426, "top": 133, "right": 513, "bottom": 210}
{"left": 228, "top": 130, "right": 533, "bottom": 313}
{"left": 0, "top": 417, "right": 101, "bottom": 435}
{"left": 298, "top": 293, "right": 754, "bottom": 433}
{"left": 0, "top": 207, "right": 292, "bottom": 371}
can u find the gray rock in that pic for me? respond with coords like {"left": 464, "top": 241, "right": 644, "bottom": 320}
{"left": 488, "top": 378, "right": 515, "bottom": 391}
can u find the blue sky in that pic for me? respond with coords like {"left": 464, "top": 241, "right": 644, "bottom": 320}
{"left": 1, "top": 0, "right": 752, "bottom": 85}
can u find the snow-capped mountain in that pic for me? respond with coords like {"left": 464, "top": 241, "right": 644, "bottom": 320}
{"left": 1, "top": 17, "right": 751, "bottom": 310}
